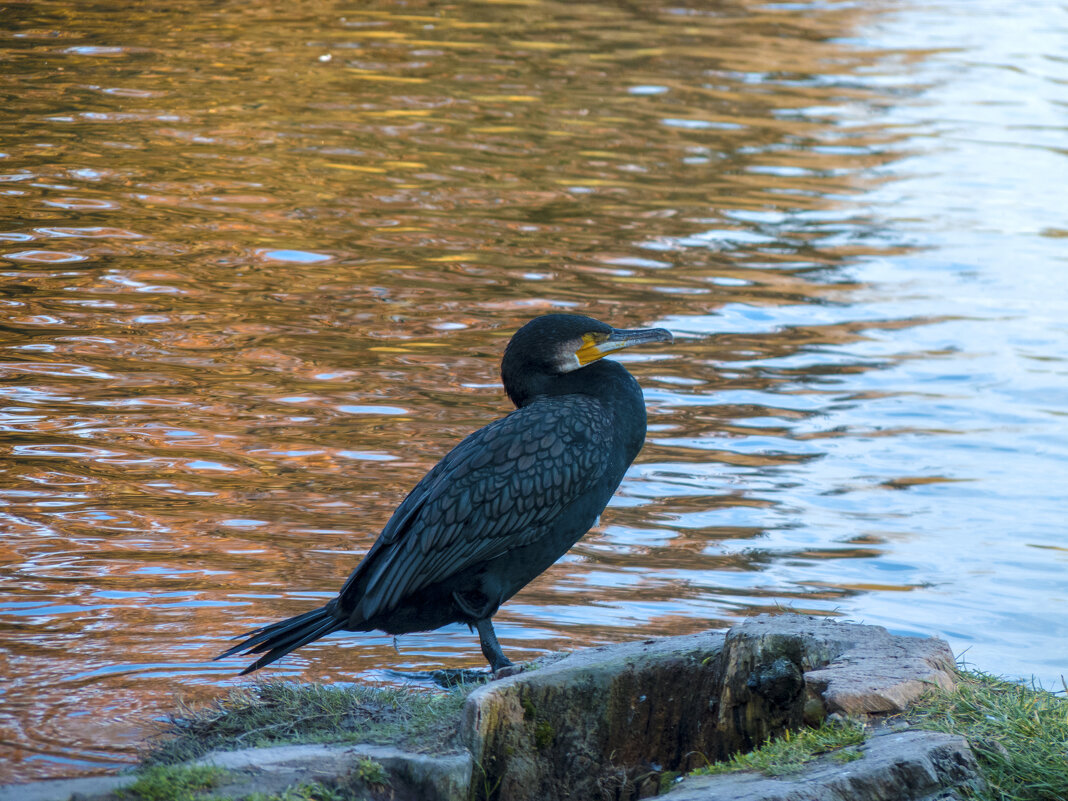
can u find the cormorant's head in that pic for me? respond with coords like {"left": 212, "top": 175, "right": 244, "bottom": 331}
{"left": 501, "top": 313, "right": 673, "bottom": 407}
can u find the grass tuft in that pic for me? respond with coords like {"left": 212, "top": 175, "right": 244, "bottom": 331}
{"left": 657, "top": 770, "right": 681, "bottom": 794}
{"left": 122, "top": 764, "right": 227, "bottom": 801}
{"left": 352, "top": 757, "right": 389, "bottom": 787}
{"left": 908, "top": 670, "right": 1068, "bottom": 801}
{"left": 144, "top": 680, "right": 471, "bottom": 766}
{"left": 693, "top": 718, "right": 867, "bottom": 777}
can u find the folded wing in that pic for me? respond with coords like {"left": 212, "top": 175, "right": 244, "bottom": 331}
{"left": 340, "top": 394, "right": 613, "bottom": 621}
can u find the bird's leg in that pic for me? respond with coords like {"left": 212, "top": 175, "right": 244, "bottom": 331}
{"left": 475, "top": 617, "right": 513, "bottom": 672}
{"left": 452, "top": 591, "right": 514, "bottom": 673}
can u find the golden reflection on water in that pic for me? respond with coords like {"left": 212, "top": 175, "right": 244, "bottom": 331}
{"left": 3, "top": 0, "right": 1068, "bottom": 784}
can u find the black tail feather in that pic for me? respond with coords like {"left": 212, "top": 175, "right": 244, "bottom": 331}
{"left": 216, "top": 606, "right": 328, "bottom": 659}
{"left": 215, "top": 605, "right": 346, "bottom": 675}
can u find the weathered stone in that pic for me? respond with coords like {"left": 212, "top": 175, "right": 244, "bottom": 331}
{"left": 200, "top": 742, "right": 471, "bottom": 801}
{"left": 462, "top": 615, "right": 962, "bottom": 801}
{"left": 462, "top": 631, "right": 729, "bottom": 801}
{"left": 0, "top": 743, "right": 471, "bottom": 801}
{"left": 661, "top": 727, "right": 983, "bottom": 801}
{"left": 723, "top": 615, "right": 957, "bottom": 717}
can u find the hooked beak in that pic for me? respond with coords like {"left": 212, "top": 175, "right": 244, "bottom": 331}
{"left": 575, "top": 326, "right": 674, "bottom": 366}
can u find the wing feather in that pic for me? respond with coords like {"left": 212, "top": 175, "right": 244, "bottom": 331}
{"left": 344, "top": 395, "right": 612, "bottom": 620}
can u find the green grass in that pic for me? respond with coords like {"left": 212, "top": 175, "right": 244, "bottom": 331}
{"left": 122, "top": 764, "right": 228, "bottom": 801}
{"left": 351, "top": 757, "right": 389, "bottom": 787}
{"left": 145, "top": 680, "right": 471, "bottom": 766}
{"left": 907, "top": 670, "right": 1068, "bottom": 801}
{"left": 692, "top": 717, "right": 866, "bottom": 777}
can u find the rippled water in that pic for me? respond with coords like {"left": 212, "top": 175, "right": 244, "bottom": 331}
{"left": 1, "top": 0, "right": 1066, "bottom": 783}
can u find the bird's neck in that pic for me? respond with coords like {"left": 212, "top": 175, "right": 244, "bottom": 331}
{"left": 506, "top": 359, "right": 614, "bottom": 405}
{"left": 506, "top": 360, "right": 647, "bottom": 459}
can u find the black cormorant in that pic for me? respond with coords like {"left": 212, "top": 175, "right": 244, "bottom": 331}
{"left": 217, "top": 313, "right": 672, "bottom": 674}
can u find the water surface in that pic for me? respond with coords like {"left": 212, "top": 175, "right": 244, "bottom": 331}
{"left": 1, "top": 0, "right": 1066, "bottom": 782}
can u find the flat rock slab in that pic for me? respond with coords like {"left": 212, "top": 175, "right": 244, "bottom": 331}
{"left": 200, "top": 742, "right": 471, "bottom": 801}
{"left": 0, "top": 744, "right": 471, "bottom": 801}
{"left": 664, "top": 727, "right": 982, "bottom": 801}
